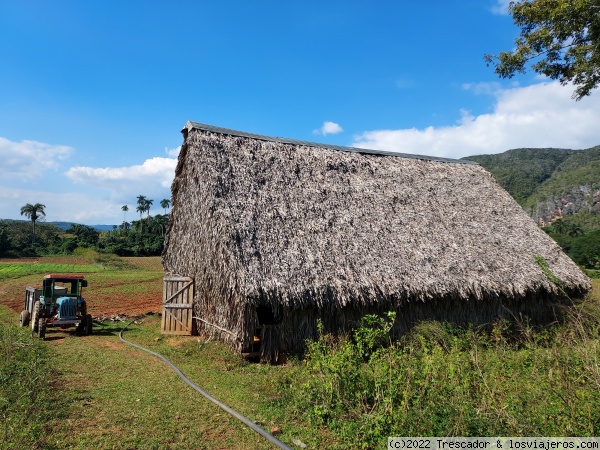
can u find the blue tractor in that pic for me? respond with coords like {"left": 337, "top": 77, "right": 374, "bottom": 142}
{"left": 20, "top": 274, "right": 92, "bottom": 340}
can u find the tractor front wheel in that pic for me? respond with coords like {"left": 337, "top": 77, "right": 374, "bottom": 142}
{"left": 31, "top": 301, "right": 40, "bottom": 332}
{"left": 38, "top": 318, "right": 46, "bottom": 340}
{"left": 85, "top": 314, "right": 93, "bottom": 335}
{"left": 20, "top": 310, "right": 30, "bottom": 327}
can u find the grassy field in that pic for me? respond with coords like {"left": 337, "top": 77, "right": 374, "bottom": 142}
{"left": 0, "top": 262, "right": 102, "bottom": 281}
{"left": 0, "top": 256, "right": 599, "bottom": 449}
{"left": 0, "top": 307, "right": 308, "bottom": 449}
{"left": 0, "top": 256, "right": 318, "bottom": 449}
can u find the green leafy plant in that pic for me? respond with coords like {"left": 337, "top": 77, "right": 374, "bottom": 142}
{"left": 353, "top": 311, "right": 396, "bottom": 358}
{"left": 280, "top": 305, "right": 600, "bottom": 446}
{"left": 534, "top": 255, "right": 565, "bottom": 289}
{"left": 485, "top": 0, "right": 600, "bottom": 100}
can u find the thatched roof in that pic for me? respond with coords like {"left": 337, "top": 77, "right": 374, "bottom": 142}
{"left": 163, "top": 121, "right": 590, "bottom": 310}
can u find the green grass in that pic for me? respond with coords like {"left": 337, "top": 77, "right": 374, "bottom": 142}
{"left": 90, "top": 271, "right": 163, "bottom": 294}
{"left": 0, "top": 263, "right": 105, "bottom": 281}
{"left": 0, "top": 306, "right": 57, "bottom": 449}
{"left": 113, "top": 317, "right": 322, "bottom": 448}
{"left": 40, "top": 316, "right": 304, "bottom": 449}
{"left": 0, "top": 305, "right": 299, "bottom": 449}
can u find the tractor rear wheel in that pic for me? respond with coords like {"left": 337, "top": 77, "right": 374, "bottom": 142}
{"left": 31, "top": 302, "right": 40, "bottom": 332}
{"left": 85, "top": 314, "right": 93, "bottom": 335}
{"left": 20, "top": 310, "right": 30, "bottom": 327}
{"left": 38, "top": 318, "right": 46, "bottom": 340}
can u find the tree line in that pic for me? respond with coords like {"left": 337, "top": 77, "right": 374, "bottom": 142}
{"left": 543, "top": 217, "right": 600, "bottom": 271}
{"left": 2, "top": 197, "right": 171, "bottom": 257}
{"left": 9, "top": 198, "right": 600, "bottom": 271}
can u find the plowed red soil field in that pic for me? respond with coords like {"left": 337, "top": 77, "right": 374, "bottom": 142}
{"left": 0, "top": 256, "right": 164, "bottom": 318}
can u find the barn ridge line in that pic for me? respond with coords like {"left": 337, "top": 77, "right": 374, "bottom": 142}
{"left": 183, "top": 120, "right": 479, "bottom": 166}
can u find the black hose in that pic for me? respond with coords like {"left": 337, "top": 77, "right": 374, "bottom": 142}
{"left": 119, "top": 319, "right": 293, "bottom": 450}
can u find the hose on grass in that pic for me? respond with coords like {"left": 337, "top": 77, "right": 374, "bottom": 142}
{"left": 119, "top": 318, "right": 293, "bottom": 450}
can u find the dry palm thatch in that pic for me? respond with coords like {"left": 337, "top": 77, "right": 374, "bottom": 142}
{"left": 162, "top": 122, "right": 590, "bottom": 359}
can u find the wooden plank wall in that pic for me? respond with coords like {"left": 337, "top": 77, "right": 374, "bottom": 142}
{"left": 161, "top": 276, "right": 195, "bottom": 335}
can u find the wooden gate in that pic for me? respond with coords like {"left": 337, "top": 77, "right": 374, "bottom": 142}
{"left": 161, "top": 276, "right": 195, "bottom": 335}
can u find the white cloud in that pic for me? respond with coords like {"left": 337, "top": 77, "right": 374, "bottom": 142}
{"left": 66, "top": 156, "right": 177, "bottom": 195}
{"left": 491, "top": 0, "right": 511, "bottom": 15}
{"left": 461, "top": 81, "right": 505, "bottom": 96}
{"left": 352, "top": 81, "right": 600, "bottom": 159}
{"left": 165, "top": 146, "right": 181, "bottom": 158}
{"left": 313, "top": 121, "right": 344, "bottom": 135}
{"left": 0, "top": 185, "right": 115, "bottom": 224}
{"left": 1, "top": 155, "right": 177, "bottom": 224}
{"left": 1, "top": 145, "right": 177, "bottom": 224}
{"left": 0, "top": 137, "right": 72, "bottom": 180}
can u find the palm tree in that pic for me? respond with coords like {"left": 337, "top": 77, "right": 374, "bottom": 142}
{"left": 135, "top": 204, "right": 145, "bottom": 218}
{"left": 135, "top": 195, "right": 146, "bottom": 221}
{"left": 144, "top": 199, "right": 154, "bottom": 218}
{"left": 136, "top": 205, "right": 146, "bottom": 221}
{"left": 20, "top": 203, "right": 46, "bottom": 243}
{"left": 121, "top": 205, "right": 129, "bottom": 222}
{"left": 136, "top": 195, "right": 147, "bottom": 221}
{"left": 136, "top": 204, "right": 145, "bottom": 233}
{"left": 160, "top": 198, "right": 171, "bottom": 215}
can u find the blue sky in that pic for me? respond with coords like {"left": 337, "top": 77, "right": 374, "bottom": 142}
{"left": 2, "top": 0, "right": 600, "bottom": 225}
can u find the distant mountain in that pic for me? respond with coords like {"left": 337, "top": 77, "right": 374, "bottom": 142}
{"left": 47, "top": 222, "right": 116, "bottom": 232}
{"left": 463, "top": 146, "right": 600, "bottom": 228}
{"left": 91, "top": 224, "right": 117, "bottom": 231}
{"left": 2, "top": 219, "right": 117, "bottom": 232}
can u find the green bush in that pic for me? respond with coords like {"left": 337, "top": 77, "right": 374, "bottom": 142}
{"left": 280, "top": 310, "right": 600, "bottom": 448}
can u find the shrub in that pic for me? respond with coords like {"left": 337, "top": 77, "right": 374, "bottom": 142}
{"left": 280, "top": 308, "right": 600, "bottom": 448}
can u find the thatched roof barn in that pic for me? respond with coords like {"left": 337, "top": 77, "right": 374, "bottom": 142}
{"left": 162, "top": 121, "right": 590, "bottom": 361}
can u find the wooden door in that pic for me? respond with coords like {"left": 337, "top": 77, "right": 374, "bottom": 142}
{"left": 161, "top": 276, "right": 195, "bottom": 335}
